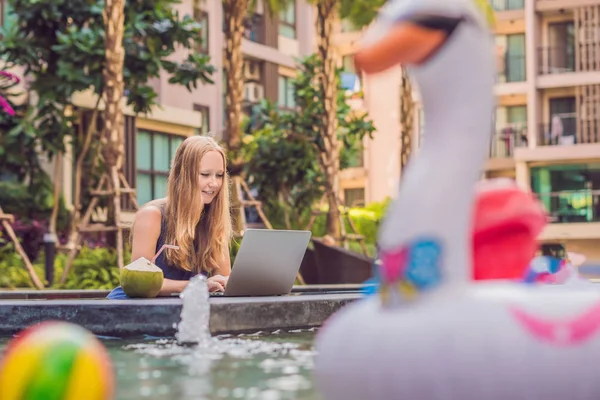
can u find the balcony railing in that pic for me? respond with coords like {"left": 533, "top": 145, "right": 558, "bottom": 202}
{"left": 534, "top": 190, "right": 600, "bottom": 223}
{"left": 489, "top": 123, "right": 528, "bottom": 158}
{"left": 497, "top": 54, "right": 526, "bottom": 83}
{"left": 537, "top": 115, "right": 600, "bottom": 146}
{"left": 538, "top": 46, "right": 575, "bottom": 74}
{"left": 490, "top": 0, "right": 525, "bottom": 11}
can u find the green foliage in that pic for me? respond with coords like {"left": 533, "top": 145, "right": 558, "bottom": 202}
{"left": 338, "top": 0, "right": 387, "bottom": 30}
{"left": 59, "top": 246, "right": 128, "bottom": 290}
{"left": 0, "top": 0, "right": 216, "bottom": 165}
{"left": 0, "top": 180, "right": 69, "bottom": 228}
{"left": 310, "top": 197, "right": 391, "bottom": 250}
{"left": 244, "top": 55, "right": 376, "bottom": 229}
{"left": 0, "top": 241, "right": 127, "bottom": 290}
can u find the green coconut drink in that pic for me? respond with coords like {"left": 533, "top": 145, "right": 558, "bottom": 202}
{"left": 120, "top": 257, "right": 164, "bottom": 298}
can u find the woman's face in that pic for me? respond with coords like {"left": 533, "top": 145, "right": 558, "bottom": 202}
{"left": 198, "top": 150, "right": 225, "bottom": 204}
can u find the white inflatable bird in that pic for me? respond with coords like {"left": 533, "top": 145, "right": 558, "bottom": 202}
{"left": 314, "top": 1, "right": 600, "bottom": 399}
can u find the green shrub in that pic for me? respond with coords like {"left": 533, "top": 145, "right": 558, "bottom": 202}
{"left": 0, "top": 242, "right": 127, "bottom": 290}
{"left": 308, "top": 197, "right": 391, "bottom": 247}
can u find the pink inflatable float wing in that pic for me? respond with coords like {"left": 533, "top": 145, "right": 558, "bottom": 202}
{"left": 511, "top": 302, "right": 600, "bottom": 346}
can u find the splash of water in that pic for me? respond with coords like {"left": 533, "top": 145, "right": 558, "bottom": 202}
{"left": 176, "top": 275, "right": 212, "bottom": 345}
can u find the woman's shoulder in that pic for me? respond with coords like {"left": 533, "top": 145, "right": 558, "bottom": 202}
{"left": 134, "top": 202, "right": 164, "bottom": 229}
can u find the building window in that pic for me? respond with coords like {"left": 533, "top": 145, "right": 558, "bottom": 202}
{"left": 531, "top": 164, "right": 600, "bottom": 223}
{"left": 1, "top": 0, "right": 15, "bottom": 30}
{"left": 194, "top": 8, "right": 209, "bottom": 54}
{"left": 344, "top": 188, "right": 365, "bottom": 208}
{"left": 279, "top": 1, "right": 296, "bottom": 39}
{"left": 491, "top": 0, "right": 524, "bottom": 11}
{"left": 278, "top": 75, "right": 296, "bottom": 109}
{"left": 539, "top": 97, "right": 577, "bottom": 146}
{"left": 496, "top": 34, "right": 526, "bottom": 83}
{"left": 541, "top": 22, "right": 575, "bottom": 74}
{"left": 194, "top": 104, "right": 210, "bottom": 136}
{"left": 136, "top": 130, "right": 184, "bottom": 206}
{"left": 492, "top": 105, "right": 527, "bottom": 157}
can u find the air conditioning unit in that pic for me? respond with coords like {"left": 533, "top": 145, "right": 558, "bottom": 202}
{"left": 244, "top": 82, "right": 265, "bottom": 103}
{"left": 244, "top": 60, "right": 261, "bottom": 82}
{"left": 244, "top": 82, "right": 265, "bottom": 102}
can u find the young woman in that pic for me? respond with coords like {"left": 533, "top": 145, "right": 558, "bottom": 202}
{"left": 107, "top": 136, "right": 232, "bottom": 299}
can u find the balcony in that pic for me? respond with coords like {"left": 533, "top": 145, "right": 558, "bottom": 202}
{"left": 538, "top": 115, "right": 600, "bottom": 146}
{"left": 538, "top": 46, "right": 575, "bottom": 75}
{"left": 535, "top": 190, "right": 600, "bottom": 223}
{"left": 490, "top": 0, "right": 524, "bottom": 11}
{"left": 497, "top": 54, "right": 527, "bottom": 83}
{"left": 490, "top": 123, "right": 528, "bottom": 158}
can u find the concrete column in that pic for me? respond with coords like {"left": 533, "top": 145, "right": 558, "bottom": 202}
{"left": 364, "top": 67, "right": 401, "bottom": 202}
{"left": 525, "top": 0, "right": 541, "bottom": 148}
{"left": 515, "top": 161, "right": 531, "bottom": 191}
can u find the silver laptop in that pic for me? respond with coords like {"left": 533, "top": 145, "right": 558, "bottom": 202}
{"left": 219, "top": 229, "right": 312, "bottom": 297}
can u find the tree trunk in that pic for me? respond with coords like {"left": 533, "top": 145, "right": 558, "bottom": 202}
{"left": 49, "top": 151, "right": 63, "bottom": 236}
{"left": 223, "top": 0, "right": 249, "bottom": 167}
{"left": 102, "top": 0, "right": 126, "bottom": 268}
{"left": 399, "top": 67, "right": 414, "bottom": 175}
{"left": 316, "top": 0, "right": 341, "bottom": 241}
{"left": 223, "top": 0, "right": 249, "bottom": 235}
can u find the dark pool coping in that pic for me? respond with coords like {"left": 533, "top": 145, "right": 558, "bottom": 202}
{"left": 0, "top": 284, "right": 370, "bottom": 300}
{"left": 0, "top": 292, "right": 363, "bottom": 338}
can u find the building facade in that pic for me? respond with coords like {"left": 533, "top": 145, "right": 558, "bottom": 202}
{"left": 336, "top": 0, "right": 600, "bottom": 261}
{"left": 1, "top": 0, "right": 315, "bottom": 216}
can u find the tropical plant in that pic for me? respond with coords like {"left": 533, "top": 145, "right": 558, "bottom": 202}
{"left": 300, "top": 0, "right": 386, "bottom": 239}
{"left": 244, "top": 55, "right": 376, "bottom": 231}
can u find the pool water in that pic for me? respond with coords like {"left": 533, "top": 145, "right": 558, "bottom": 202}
{"left": 1, "top": 330, "right": 322, "bottom": 400}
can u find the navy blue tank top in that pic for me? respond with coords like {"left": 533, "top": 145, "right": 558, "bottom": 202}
{"left": 154, "top": 208, "right": 207, "bottom": 280}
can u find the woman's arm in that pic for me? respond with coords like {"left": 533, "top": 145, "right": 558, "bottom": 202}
{"left": 130, "top": 206, "right": 187, "bottom": 296}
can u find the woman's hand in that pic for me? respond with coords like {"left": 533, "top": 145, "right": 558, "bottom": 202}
{"left": 207, "top": 275, "right": 229, "bottom": 292}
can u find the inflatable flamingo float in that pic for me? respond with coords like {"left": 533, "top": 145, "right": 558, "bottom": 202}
{"left": 314, "top": 1, "right": 600, "bottom": 399}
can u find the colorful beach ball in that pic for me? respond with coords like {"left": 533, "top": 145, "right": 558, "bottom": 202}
{"left": 0, "top": 321, "right": 114, "bottom": 400}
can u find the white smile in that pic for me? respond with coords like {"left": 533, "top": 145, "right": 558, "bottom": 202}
{"left": 202, "top": 191, "right": 215, "bottom": 195}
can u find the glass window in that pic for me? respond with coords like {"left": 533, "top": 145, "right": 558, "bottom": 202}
{"left": 279, "top": 1, "right": 296, "bottom": 39}
{"left": 495, "top": 34, "right": 526, "bottom": 82}
{"left": 194, "top": 8, "right": 209, "bottom": 54}
{"left": 278, "top": 75, "right": 295, "bottom": 109}
{"left": 344, "top": 188, "right": 366, "bottom": 207}
{"left": 506, "top": 34, "right": 526, "bottom": 82}
{"left": 194, "top": 104, "right": 210, "bottom": 136}
{"left": 531, "top": 164, "right": 600, "bottom": 223}
{"left": 1, "top": 0, "right": 16, "bottom": 30}
{"left": 136, "top": 131, "right": 152, "bottom": 170}
{"left": 491, "top": 0, "right": 524, "bottom": 11}
{"left": 546, "top": 22, "right": 575, "bottom": 73}
{"left": 136, "top": 130, "right": 185, "bottom": 205}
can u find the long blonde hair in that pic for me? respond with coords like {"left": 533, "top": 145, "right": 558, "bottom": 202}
{"left": 146, "top": 136, "right": 232, "bottom": 275}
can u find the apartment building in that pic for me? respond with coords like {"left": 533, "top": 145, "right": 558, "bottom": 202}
{"left": 338, "top": 0, "right": 600, "bottom": 262}
{"left": 1, "top": 0, "right": 315, "bottom": 214}
{"left": 333, "top": 20, "right": 403, "bottom": 208}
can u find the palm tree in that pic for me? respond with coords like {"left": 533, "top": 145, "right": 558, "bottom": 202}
{"left": 304, "top": 0, "right": 387, "bottom": 240}
{"left": 101, "top": 0, "right": 127, "bottom": 267}
{"left": 222, "top": 0, "right": 292, "bottom": 172}
{"left": 399, "top": 67, "right": 415, "bottom": 175}
{"left": 337, "top": 1, "right": 415, "bottom": 175}
{"left": 311, "top": 0, "right": 341, "bottom": 239}
{"left": 220, "top": 0, "right": 292, "bottom": 235}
